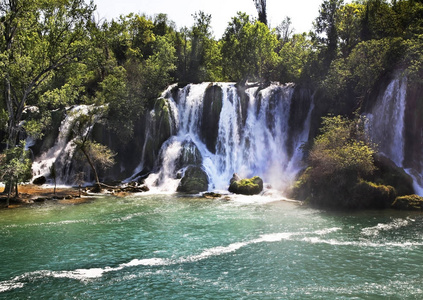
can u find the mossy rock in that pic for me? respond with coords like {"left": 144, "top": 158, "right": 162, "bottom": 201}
{"left": 372, "top": 155, "right": 414, "bottom": 196}
{"left": 229, "top": 176, "right": 264, "bottom": 195}
{"left": 392, "top": 194, "right": 423, "bottom": 211}
{"left": 177, "top": 166, "right": 209, "bottom": 194}
{"left": 353, "top": 180, "right": 396, "bottom": 209}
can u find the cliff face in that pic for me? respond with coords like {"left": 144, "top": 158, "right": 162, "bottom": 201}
{"left": 403, "top": 82, "right": 423, "bottom": 188}
{"left": 30, "top": 75, "right": 423, "bottom": 195}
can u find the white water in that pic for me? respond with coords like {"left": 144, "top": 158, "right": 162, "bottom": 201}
{"left": 142, "top": 83, "right": 313, "bottom": 192}
{"left": 32, "top": 105, "right": 92, "bottom": 184}
{"left": 366, "top": 77, "right": 407, "bottom": 167}
{"left": 366, "top": 75, "right": 423, "bottom": 196}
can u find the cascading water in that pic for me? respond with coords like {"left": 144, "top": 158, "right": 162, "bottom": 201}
{"left": 32, "top": 105, "right": 93, "bottom": 184}
{"left": 140, "top": 82, "right": 313, "bottom": 193}
{"left": 366, "top": 75, "right": 423, "bottom": 196}
{"left": 366, "top": 77, "right": 407, "bottom": 167}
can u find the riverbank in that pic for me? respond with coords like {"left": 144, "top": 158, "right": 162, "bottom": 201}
{"left": 0, "top": 185, "right": 84, "bottom": 209}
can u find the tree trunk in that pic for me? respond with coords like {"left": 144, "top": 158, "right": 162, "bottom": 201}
{"left": 81, "top": 147, "right": 101, "bottom": 192}
{"left": 6, "top": 178, "right": 13, "bottom": 208}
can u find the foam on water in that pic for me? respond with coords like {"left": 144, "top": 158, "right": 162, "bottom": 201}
{"left": 3, "top": 225, "right": 419, "bottom": 293}
{"left": 361, "top": 218, "right": 413, "bottom": 236}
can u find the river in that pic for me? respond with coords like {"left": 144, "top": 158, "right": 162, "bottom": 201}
{"left": 0, "top": 194, "right": 422, "bottom": 299}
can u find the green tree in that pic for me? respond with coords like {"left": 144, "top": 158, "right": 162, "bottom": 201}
{"left": 277, "top": 33, "right": 313, "bottom": 83}
{"left": 312, "top": 0, "right": 343, "bottom": 68}
{"left": 293, "top": 115, "right": 379, "bottom": 208}
{"left": 71, "top": 106, "right": 115, "bottom": 191}
{"left": 0, "top": 141, "right": 32, "bottom": 206}
{"left": 0, "top": 0, "right": 95, "bottom": 149}
{"left": 221, "top": 12, "right": 278, "bottom": 84}
{"left": 337, "top": 2, "right": 365, "bottom": 57}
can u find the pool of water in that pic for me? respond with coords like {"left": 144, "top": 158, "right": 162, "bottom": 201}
{"left": 0, "top": 194, "right": 422, "bottom": 299}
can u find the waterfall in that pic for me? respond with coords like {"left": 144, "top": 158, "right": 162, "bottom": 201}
{"left": 32, "top": 105, "right": 92, "bottom": 185}
{"left": 366, "top": 75, "right": 423, "bottom": 196}
{"left": 366, "top": 77, "right": 407, "bottom": 167}
{"left": 140, "top": 82, "right": 313, "bottom": 193}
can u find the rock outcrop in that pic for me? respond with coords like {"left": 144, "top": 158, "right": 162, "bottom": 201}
{"left": 177, "top": 166, "right": 209, "bottom": 194}
{"left": 228, "top": 174, "right": 263, "bottom": 195}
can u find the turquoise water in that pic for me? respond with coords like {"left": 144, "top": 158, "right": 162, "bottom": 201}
{"left": 0, "top": 194, "right": 422, "bottom": 299}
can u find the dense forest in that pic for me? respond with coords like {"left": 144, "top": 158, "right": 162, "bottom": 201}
{"left": 1, "top": 0, "right": 423, "bottom": 207}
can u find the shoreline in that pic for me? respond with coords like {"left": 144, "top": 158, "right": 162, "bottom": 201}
{"left": 0, "top": 184, "right": 86, "bottom": 209}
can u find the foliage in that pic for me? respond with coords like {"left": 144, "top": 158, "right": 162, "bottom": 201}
{"left": 221, "top": 12, "right": 278, "bottom": 83}
{"left": 0, "top": 141, "right": 32, "bottom": 200}
{"left": 311, "top": 0, "right": 343, "bottom": 67}
{"left": 309, "top": 115, "right": 376, "bottom": 178}
{"left": 278, "top": 33, "right": 313, "bottom": 83}
{"left": 293, "top": 115, "right": 379, "bottom": 208}
{"left": 71, "top": 106, "right": 115, "bottom": 187}
{"left": 0, "top": 0, "right": 95, "bottom": 148}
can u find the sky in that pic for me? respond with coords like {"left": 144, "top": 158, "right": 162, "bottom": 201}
{"left": 89, "top": 0, "right": 326, "bottom": 38}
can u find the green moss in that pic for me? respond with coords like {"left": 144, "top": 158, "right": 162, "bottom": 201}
{"left": 353, "top": 180, "right": 396, "bottom": 209}
{"left": 392, "top": 194, "right": 423, "bottom": 211}
{"left": 229, "top": 176, "right": 263, "bottom": 195}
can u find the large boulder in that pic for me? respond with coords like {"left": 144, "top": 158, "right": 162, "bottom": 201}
{"left": 200, "top": 84, "right": 223, "bottom": 153}
{"left": 372, "top": 155, "right": 414, "bottom": 196}
{"left": 229, "top": 176, "right": 264, "bottom": 195}
{"left": 32, "top": 176, "right": 47, "bottom": 185}
{"left": 177, "top": 166, "right": 209, "bottom": 194}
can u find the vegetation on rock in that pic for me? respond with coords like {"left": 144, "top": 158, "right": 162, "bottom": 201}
{"left": 392, "top": 194, "right": 423, "bottom": 211}
{"left": 229, "top": 175, "right": 264, "bottom": 195}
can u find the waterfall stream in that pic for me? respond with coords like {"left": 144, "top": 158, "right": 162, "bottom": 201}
{"left": 32, "top": 105, "right": 93, "bottom": 185}
{"left": 366, "top": 75, "right": 423, "bottom": 196}
{"left": 140, "top": 83, "right": 312, "bottom": 193}
{"left": 366, "top": 77, "right": 407, "bottom": 167}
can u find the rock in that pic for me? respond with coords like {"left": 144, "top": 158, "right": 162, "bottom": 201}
{"left": 230, "top": 173, "right": 241, "bottom": 185}
{"left": 229, "top": 176, "right": 264, "bottom": 195}
{"left": 175, "top": 140, "right": 203, "bottom": 170}
{"left": 353, "top": 180, "right": 396, "bottom": 209}
{"left": 392, "top": 194, "right": 423, "bottom": 210}
{"left": 177, "top": 166, "right": 209, "bottom": 194}
{"left": 200, "top": 84, "right": 223, "bottom": 153}
{"left": 203, "top": 192, "right": 222, "bottom": 198}
{"left": 32, "top": 176, "right": 47, "bottom": 185}
{"left": 373, "top": 155, "right": 414, "bottom": 196}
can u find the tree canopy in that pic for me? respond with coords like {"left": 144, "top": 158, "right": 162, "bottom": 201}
{"left": 1, "top": 0, "right": 423, "bottom": 191}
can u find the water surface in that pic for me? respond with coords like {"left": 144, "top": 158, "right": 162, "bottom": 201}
{"left": 0, "top": 194, "right": 422, "bottom": 299}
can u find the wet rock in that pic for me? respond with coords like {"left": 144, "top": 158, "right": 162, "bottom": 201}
{"left": 392, "top": 194, "right": 423, "bottom": 210}
{"left": 203, "top": 192, "right": 222, "bottom": 198}
{"left": 32, "top": 176, "right": 47, "bottom": 185}
{"left": 177, "top": 166, "right": 209, "bottom": 194}
{"left": 200, "top": 84, "right": 223, "bottom": 153}
{"left": 229, "top": 176, "right": 264, "bottom": 195}
{"left": 230, "top": 173, "right": 241, "bottom": 185}
{"left": 175, "top": 140, "right": 203, "bottom": 170}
